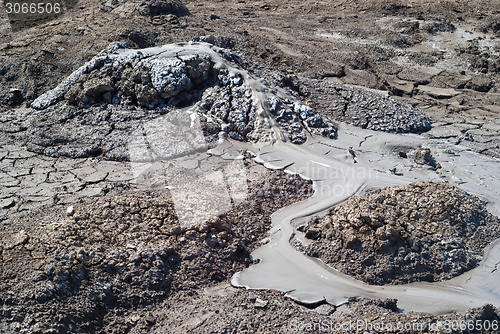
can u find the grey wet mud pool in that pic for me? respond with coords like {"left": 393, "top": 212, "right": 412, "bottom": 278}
{"left": 1, "top": 0, "right": 500, "bottom": 333}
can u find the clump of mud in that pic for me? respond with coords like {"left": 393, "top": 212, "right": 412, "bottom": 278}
{"left": 296, "top": 78, "right": 432, "bottom": 133}
{"left": 137, "top": 0, "right": 190, "bottom": 18}
{"left": 0, "top": 160, "right": 313, "bottom": 333}
{"left": 300, "top": 181, "right": 500, "bottom": 285}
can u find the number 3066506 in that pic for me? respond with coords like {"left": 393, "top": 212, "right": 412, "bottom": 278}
{"left": 5, "top": 2, "right": 61, "bottom": 14}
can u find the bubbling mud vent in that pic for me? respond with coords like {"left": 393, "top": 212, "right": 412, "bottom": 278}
{"left": 10, "top": 41, "right": 500, "bottom": 319}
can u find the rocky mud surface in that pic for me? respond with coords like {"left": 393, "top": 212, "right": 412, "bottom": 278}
{"left": 1, "top": 0, "right": 500, "bottom": 333}
{"left": 300, "top": 181, "right": 500, "bottom": 285}
{"left": 284, "top": 79, "right": 432, "bottom": 133}
{"left": 0, "top": 159, "right": 314, "bottom": 333}
{"left": 25, "top": 41, "right": 339, "bottom": 158}
{"left": 145, "top": 288, "right": 500, "bottom": 334}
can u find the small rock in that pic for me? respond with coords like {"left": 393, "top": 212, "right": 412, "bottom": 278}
{"left": 7, "top": 88, "right": 23, "bottom": 106}
{"left": 127, "top": 314, "right": 141, "bottom": 324}
{"left": 389, "top": 167, "right": 403, "bottom": 176}
{"left": 457, "top": 133, "right": 474, "bottom": 143}
{"left": 254, "top": 298, "right": 268, "bottom": 308}
{"left": 248, "top": 293, "right": 257, "bottom": 302}
{"left": 314, "top": 304, "right": 336, "bottom": 315}
{"left": 398, "top": 150, "right": 408, "bottom": 158}
{"left": 413, "top": 147, "right": 433, "bottom": 166}
{"left": 66, "top": 205, "right": 75, "bottom": 216}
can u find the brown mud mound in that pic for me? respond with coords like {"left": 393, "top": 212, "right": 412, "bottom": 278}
{"left": 0, "top": 160, "right": 313, "bottom": 333}
{"left": 301, "top": 181, "right": 500, "bottom": 285}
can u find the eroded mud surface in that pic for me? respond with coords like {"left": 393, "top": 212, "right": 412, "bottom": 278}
{"left": 0, "top": 159, "right": 313, "bottom": 333}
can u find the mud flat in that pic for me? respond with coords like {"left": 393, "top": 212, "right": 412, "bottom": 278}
{"left": 0, "top": 157, "right": 314, "bottom": 333}
{"left": 26, "top": 39, "right": 499, "bottom": 319}
{"left": 1, "top": 5, "right": 500, "bottom": 330}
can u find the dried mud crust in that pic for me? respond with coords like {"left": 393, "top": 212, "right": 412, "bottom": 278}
{"left": 0, "top": 160, "right": 313, "bottom": 333}
{"left": 300, "top": 181, "right": 500, "bottom": 285}
{"left": 145, "top": 290, "right": 500, "bottom": 334}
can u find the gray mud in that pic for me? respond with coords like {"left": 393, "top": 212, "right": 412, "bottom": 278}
{"left": 0, "top": 158, "right": 313, "bottom": 333}
{"left": 25, "top": 42, "right": 339, "bottom": 161}
{"left": 1, "top": 1, "right": 500, "bottom": 332}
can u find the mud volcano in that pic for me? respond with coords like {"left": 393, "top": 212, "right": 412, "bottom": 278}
{"left": 24, "top": 42, "right": 434, "bottom": 161}
{"left": 301, "top": 181, "right": 500, "bottom": 285}
{"left": 26, "top": 42, "right": 338, "bottom": 161}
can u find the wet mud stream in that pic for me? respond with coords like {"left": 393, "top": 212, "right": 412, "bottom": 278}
{"left": 208, "top": 43, "right": 500, "bottom": 313}
{"left": 144, "top": 43, "right": 500, "bottom": 315}
{"left": 230, "top": 126, "right": 500, "bottom": 314}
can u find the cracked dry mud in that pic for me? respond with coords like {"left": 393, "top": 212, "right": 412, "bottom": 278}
{"left": 0, "top": 158, "right": 314, "bottom": 333}
{"left": 1, "top": 0, "right": 500, "bottom": 333}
